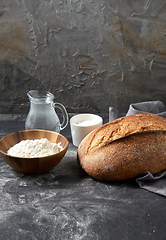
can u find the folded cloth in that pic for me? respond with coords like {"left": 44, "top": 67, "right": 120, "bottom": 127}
{"left": 126, "top": 101, "right": 166, "bottom": 117}
{"left": 109, "top": 107, "right": 124, "bottom": 121}
{"left": 109, "top": 100, "right": 166, "bottom": 121}
{"left": 136, "top": 171, "right": 166, "bottom": 196}
{"left": 109, "top": 100, "right": 166, "bottom": 196}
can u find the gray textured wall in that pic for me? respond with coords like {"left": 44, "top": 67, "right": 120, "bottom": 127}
{"left": 0, "top": 0, "right": 166, "bottom": 114}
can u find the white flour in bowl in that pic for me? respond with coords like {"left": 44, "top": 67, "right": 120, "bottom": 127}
{"left": 7, "top": 138, "right": 63, "bottom": 158}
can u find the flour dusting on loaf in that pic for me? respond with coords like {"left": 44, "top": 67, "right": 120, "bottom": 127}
{"left": 77, "top": 114, "right": 166, "bottom": 181}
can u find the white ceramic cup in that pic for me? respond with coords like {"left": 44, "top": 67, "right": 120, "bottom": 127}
{"left": 70, "top": 114, "right": 103, "bottom": 147}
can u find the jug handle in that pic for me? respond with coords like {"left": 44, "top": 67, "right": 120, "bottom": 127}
{"left": 54, "top": 102, "right": 68, "bottom": 131}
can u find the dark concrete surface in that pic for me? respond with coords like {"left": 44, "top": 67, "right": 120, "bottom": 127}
{"left": 1, "top": 1, "right": 166, "bottom": 114}
{"left": 0, "top": 114, "right": 165, "bottom": 240}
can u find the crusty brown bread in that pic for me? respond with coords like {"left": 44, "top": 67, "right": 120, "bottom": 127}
{"left": 77, "top": 113, "right": 166, "bottom": 181}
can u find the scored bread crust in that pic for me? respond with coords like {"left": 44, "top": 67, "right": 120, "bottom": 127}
{"left": 77, "top": 113, "right": 166, "bottom": 181}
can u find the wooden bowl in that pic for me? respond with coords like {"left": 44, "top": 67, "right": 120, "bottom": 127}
{"left": 0, "top": 130, "right": 69, "bottom": 174}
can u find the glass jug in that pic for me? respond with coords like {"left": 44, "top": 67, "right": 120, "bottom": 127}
{"left": 25, "top": 90, "right": 68, "bottom": 133}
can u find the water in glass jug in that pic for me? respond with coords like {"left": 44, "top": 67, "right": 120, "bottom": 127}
{"left": 25, "top": 90, "right": 68, "bottom": 133}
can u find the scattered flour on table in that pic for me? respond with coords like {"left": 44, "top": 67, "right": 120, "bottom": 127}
{"left": 7, "top": 138, "right": 63, "bottom": 158}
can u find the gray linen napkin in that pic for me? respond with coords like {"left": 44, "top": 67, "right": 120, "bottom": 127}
{"left": 109, "top": 100, "right": 166, "bottom": 122}
{"left": 109, "top": 101, "right": 166, "bottom": 196}
{"left": 136, "top": 171, "right": 166, "bottom": 196}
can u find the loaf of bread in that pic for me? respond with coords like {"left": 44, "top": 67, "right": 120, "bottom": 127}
{"left": 77, "top": 113, "right": 166, "bottom": 181}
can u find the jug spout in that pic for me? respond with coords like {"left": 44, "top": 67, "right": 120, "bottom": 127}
{"left": 27, "top": 90, "right": 54, "bottom": 103}
{"left": 25, "top": 90, "right": 68, "bottom": 133}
